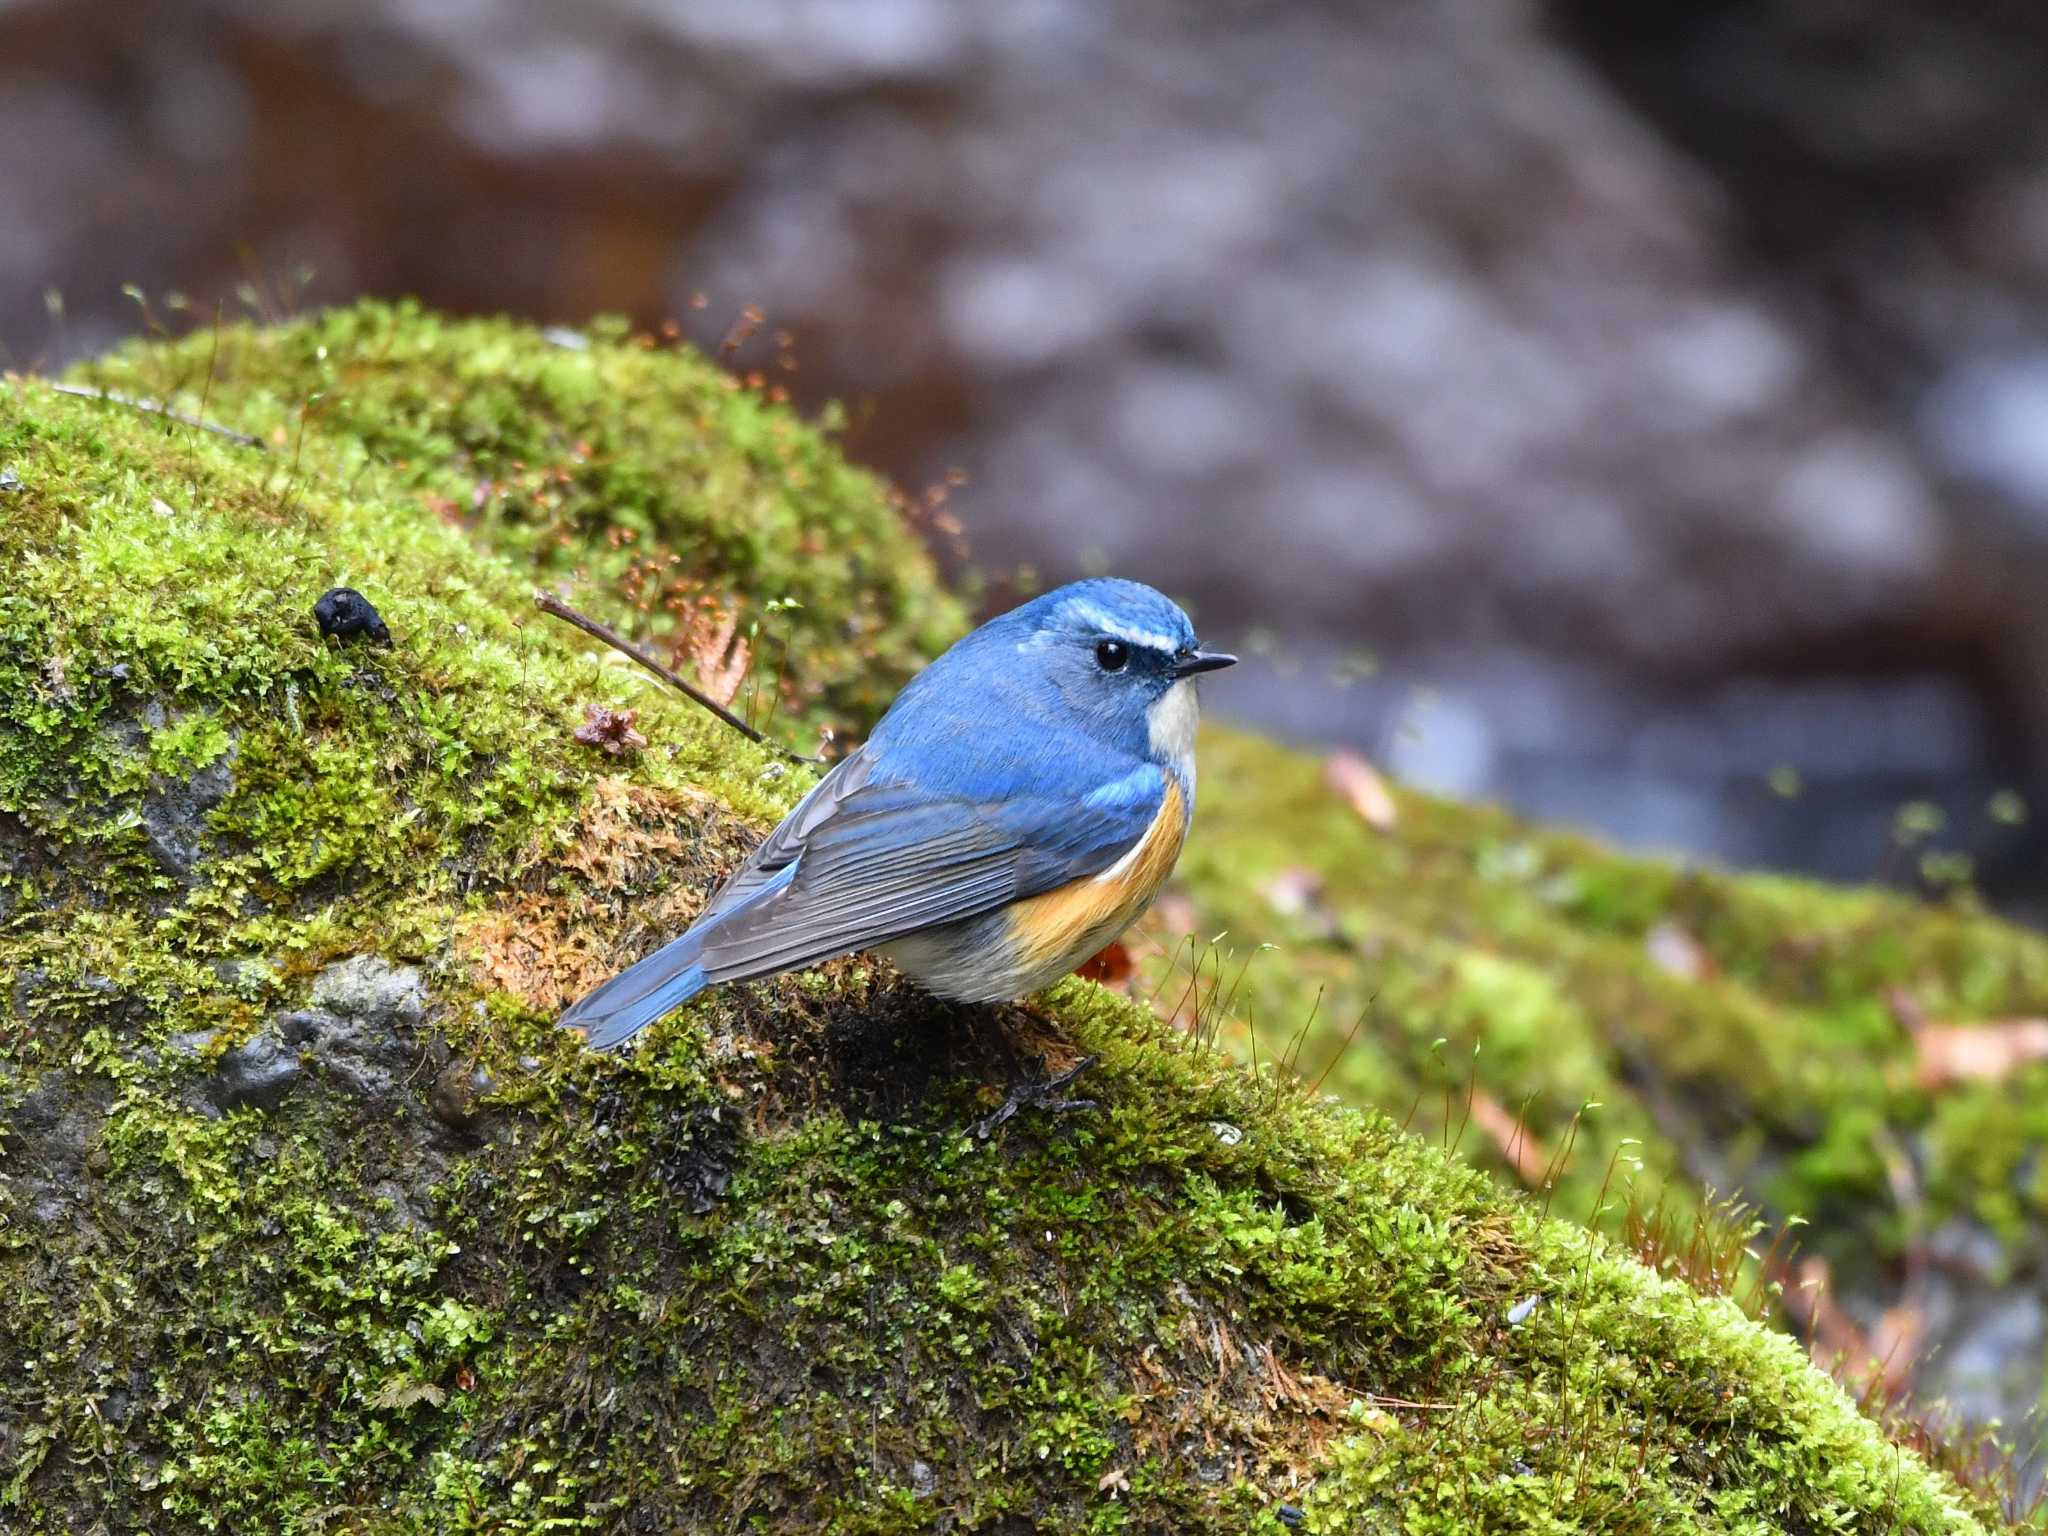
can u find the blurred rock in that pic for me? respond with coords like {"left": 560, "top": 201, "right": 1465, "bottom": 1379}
{"left": 1, "top": 0, "right": 2044, "bottom": 902}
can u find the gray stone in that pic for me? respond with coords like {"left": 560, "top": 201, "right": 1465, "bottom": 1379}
{"left": 429, "top": 1061, "right": 493, "bottom": 1131}
{"left": 137, "top": 740, "right": 237, "bottom": 882}
{"left": 311, "top": 955, "right": 426, "bottom": 1026}
{"left": 208, "top": 1028, "right": 300, "bottom": 1113}
{"left": 276, "top": 1007, "right": 412, "bottom": 1109}
{"left": 8, "top": 965, "right": 48, "bottom": 1021}
{"left": 165, "top": 1029, "right": 216, "bottom": 1060}
{"left": 7, "top": 1070, "right": 112, "bottom": 1226}
{"left": 212, "top": 956, "right": 279, "bottom": 997}
{"left": 285, "top": 959, "right": 435, "bottom": 1117}
{"left": 369, "top": 1178, "right": 433, "bottom": 1234}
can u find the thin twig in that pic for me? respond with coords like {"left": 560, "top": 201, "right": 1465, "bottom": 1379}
{"left": 1362, "top": 1394, "right": 1457, "bottom": 1414}
{"left": 534, "top": 589, "right": 822, "bottom": 764}
{"left": 48, "top": 381, "right": 264, "bottom": 449}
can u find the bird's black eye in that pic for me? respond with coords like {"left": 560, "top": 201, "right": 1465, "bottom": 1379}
{"left": 1094, "top": 639, "right": 1130, "bottom": 673}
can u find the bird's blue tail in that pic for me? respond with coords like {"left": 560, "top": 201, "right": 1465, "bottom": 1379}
{"left": 557, "top": 930, "right": 709, "bottom": 1050}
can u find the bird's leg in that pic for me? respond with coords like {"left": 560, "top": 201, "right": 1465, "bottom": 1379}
{"left": 970, "top": 1053, "right": 1100, "bottom": 1139}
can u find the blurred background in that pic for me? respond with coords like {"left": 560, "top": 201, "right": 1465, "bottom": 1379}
{"left": 4, "top": 0, "right": 2047, "bottom": 909}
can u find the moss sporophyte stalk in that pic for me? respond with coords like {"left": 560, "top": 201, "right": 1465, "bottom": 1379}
{"left": 0, "top": 302, "right": 2031, "bottom": 1532}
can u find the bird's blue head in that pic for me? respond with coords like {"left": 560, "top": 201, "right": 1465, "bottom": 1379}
{"left": 977, "top": 578, "right": 1237, "bottom": 773}
{"left": 872, "top": 578, "right": 1235, "bottom": 792}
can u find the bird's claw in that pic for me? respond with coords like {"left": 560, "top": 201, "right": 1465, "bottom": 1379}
{"left": 971, "top": 1054, "right": 1101, "bottom": 1139}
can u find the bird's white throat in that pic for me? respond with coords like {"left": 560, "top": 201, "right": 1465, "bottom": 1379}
{"left": 1148, "top": 678, "right": 1199, "bottom": 786}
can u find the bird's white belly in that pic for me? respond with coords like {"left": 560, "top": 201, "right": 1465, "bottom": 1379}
{"left": 881, "top": 923, "right": 1057, "bottom": 1005}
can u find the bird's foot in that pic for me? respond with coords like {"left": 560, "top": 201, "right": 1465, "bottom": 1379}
{"left": 970, "top": 1053, "right": 1100, "bottom": 1139}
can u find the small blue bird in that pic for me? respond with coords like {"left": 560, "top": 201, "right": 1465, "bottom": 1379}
{"left": 558, "top": 578, "right": 1236, "bottom": 1049}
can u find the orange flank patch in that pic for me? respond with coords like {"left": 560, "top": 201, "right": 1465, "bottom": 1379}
{"left": 1008, "top": 778, "right": 1187, "bottom": 975}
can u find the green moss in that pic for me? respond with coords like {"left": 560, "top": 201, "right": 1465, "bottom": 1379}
{"left": 1163, "top": 727, "right": 2048, "bottom": 1286}
{"left": 0, "top": 305, "right": 2016, "bottom": 1533}
{"left": 70, "top": 301, "right": 966, "bottom": 744}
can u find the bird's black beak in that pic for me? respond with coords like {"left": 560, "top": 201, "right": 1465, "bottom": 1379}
{"left": 1168, "top": 649, "right": 1237, "bottom": 679}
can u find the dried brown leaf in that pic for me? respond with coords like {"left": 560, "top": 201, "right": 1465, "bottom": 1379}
{"left": 1323, "top": 751, "right": 1398, "bottom": 831}
{"left": 676, "top": 606, "right": 752, "bottom": 707}
{"left": 573, "top": 704, "right": 647, "bottom": 757}
{"left": 1644, "top": 920, "right": 1712, "bottom": 982}
{"left": 1913, "top": 1018, "right": 2048, "bottom": 1091}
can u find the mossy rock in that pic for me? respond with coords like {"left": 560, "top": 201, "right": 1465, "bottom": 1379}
{"left": 0, "top": 306, "right": 2004, "bottom": 1532}
{"left": 1161, "top": 731, "right": 2048, "bottom": 1287}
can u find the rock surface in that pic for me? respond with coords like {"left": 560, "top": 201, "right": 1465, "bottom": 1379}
{"left": 0, "top": 307, "right": 2016, "bottom": 1533}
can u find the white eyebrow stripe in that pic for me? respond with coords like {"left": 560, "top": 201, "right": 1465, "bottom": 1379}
{"left": 1059, "top": 599, "right": 1179, "bottom": 653}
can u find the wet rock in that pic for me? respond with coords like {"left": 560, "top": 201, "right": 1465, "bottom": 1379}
{"left": 429, "top": 1060, "right": 493, "bottom": 1131}
{"left": 81, "top": 710, "right": 239, "bottom": 887}
{"left": 11, "top": 967, "right": 143, "bottom": 1044}
{"left": 208, "top": 1027, "right": 301, "bottom": 1113}
{"left": 311, "top": 955, "right": 426, "bottom": 1026}
{"left": 164, "top": 1029, "right": 216, "bottom": 1060}
{"left": 369, "top": 1178, "right": 434, "bottom": 1234}
{"left": 212, "top": 955, "right": 279, "bottom": 997}
{"left": 188, "top": 961, "right": 437, "bottom": 1126}
{"left": 7, "top": 1070, "right": 114, "bottom": 1227}
{"left": 277, "top": 1008, "right": 412, "bottom": 1111}
{"left": 138, "top": 745, "right": 236, "bottom": 880}
{"left": 0, "top": 813, "right": 29, "bottom": 923}
{"left": 10, "top": 1072, "right": 69, "bottom": 1140}
{"left": 10, "top": 965, "right": 50, "bottom": 1022}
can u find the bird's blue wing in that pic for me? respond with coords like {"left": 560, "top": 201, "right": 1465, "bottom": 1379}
{"left": 557, "top": 749, "right": 1165, "bottom": 1048}
{"left": 685, "top": 771, "right": 1162, "bottom": 980}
